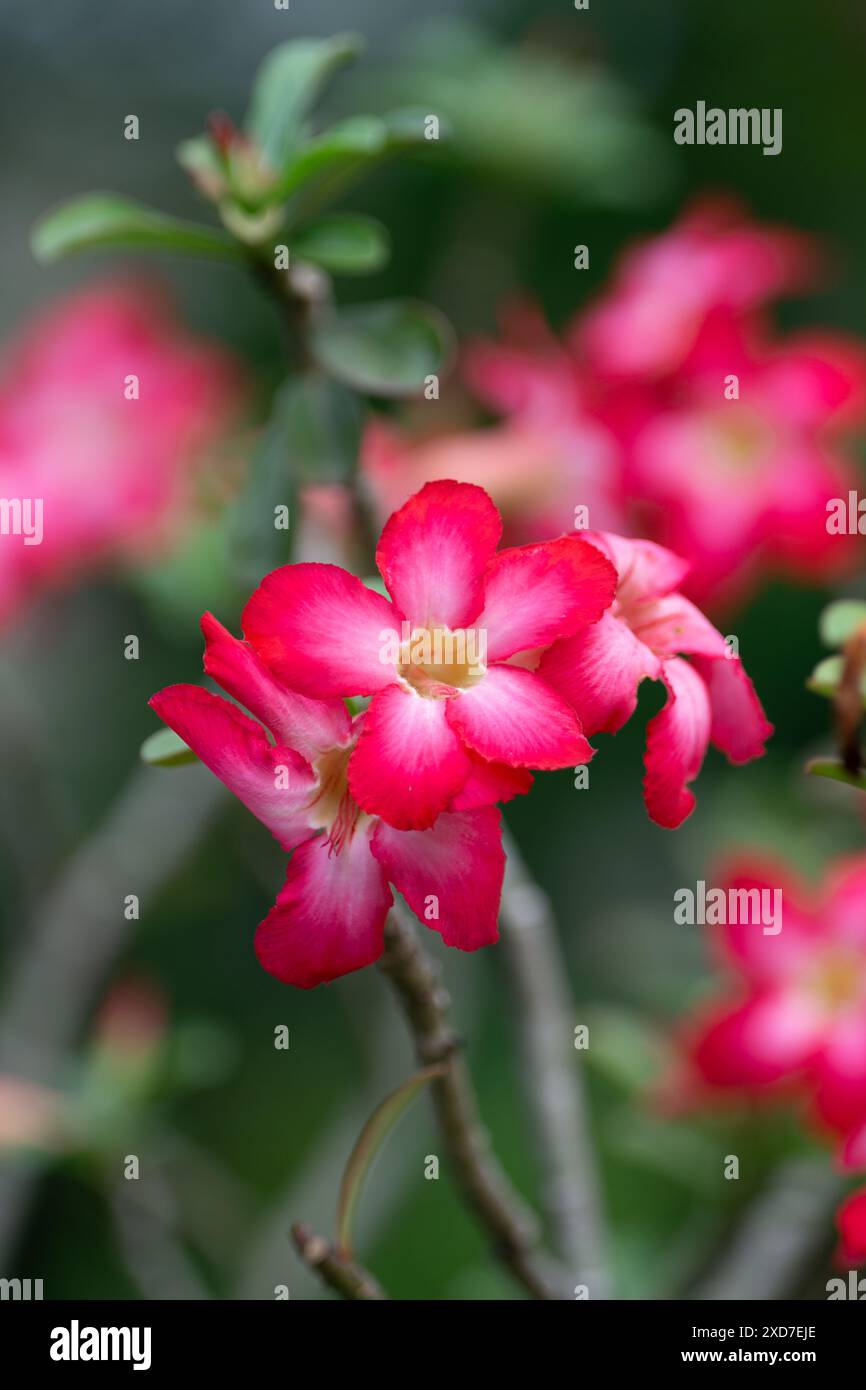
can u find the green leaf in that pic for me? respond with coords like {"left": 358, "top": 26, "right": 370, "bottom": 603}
{"left": 819, "top": 599, "right": 866, "bottom": 649}
{"left": 140, "top": 728, "right": 198, "bottom": 768}
{"left": 807, "top": 654, "right": 866, "bottom": 706}
{"left": 336, "top": 1066, "right": 444, "bottom": 1257}
{"left": 806, "top": 758, "right": 866, "bottom": 792}
{"left": 310, "top": 299, "right": 455, "bottom": 397}
{"left": 266, "top": 115, "right": 388, "bottom": 206}
{"left": 246, "top": 33, "right": 363, "bottom": 168}
{"left": 32, "top": 193, "right": 241, "bottom": 263}
{"left": 291, "top": 214, "right": 390, "bottom": 274}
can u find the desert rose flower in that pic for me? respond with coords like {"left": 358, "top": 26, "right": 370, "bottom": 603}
{"left": 612, "top": 315, "right": 866, "bottom": 608}
{"left": 539, "top": 533, "right": 772, "bottom": 827}
{"left": 574, "top": 198, "right": 815, "bottom": 380}
{"left": 466, "top": 204, "right": 866, "bottom": 609}
{"left": 0, "top": 281, "right": 241, "bottom": 625}
{"left": 678, "top": 856, "right": 866, "bottom": 1136}
{"left": 242, "top": 479, "right": 618, "bottom": 831}
{"left": 150, "top": 613, "right": 512, "bottom": 988}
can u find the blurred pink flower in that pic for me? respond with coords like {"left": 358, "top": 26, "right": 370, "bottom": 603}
{"left": 573, "top": 198, "right": 815, "bottom": 380}
{"left": 678, "top": 855, "right": 866, "bottom": 1136}
{"left": 463, "top": 202, "right": 866, "bottom": 611}
{"left": 0, "top": 281, "right": 242, "bottom": 625}
{"left": 361, "top": 411, "right": 624, "bottom": 545}
{"left": 539, "top": 532, "right": 772, "bottom": 827}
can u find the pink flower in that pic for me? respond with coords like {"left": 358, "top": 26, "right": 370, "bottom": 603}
{"left": 616, "top": 316, "right": 866, "bottom": 608}
{"left": 680, "top": 855, "right": 866, "bottom": 1136}
{"left": 574, "top": 197, "right": 815, "bottom": 380}
{"left": 835, "top": 1188, "right": 866, "bottom": 1267}
{"left": 241, "top": 480, "right": 618, "bottom": 831}
{"left": 361, "top": 412, "right": 623, "bottom": 546}
{"left": 539, "top": 532, "right": 772, "bottom": 827}
{"left": 150, "top": 613, "right": 510, "bottom": 988}
{"left": 464, "top": 204, "right": 866, "bottom": 610}
{"left": 0, "top": 281, "right": 242, "bottom": 625}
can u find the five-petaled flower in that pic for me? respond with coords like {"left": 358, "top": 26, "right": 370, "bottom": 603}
{"left": 241, "top": 479, "right": 617, "bottom": 831}
{"left": 539, "top": 532, "right": 773, "bottom": 828}
{"left": 151, "top": 613, "right": 507, "bottom": 988}
{"left": 677, "top": 855, "right": 866, "bottom": 1139}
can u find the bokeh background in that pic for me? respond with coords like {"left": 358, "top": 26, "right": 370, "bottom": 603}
{"left": 2, "top": 0, "right": 866, "bottom": 1300}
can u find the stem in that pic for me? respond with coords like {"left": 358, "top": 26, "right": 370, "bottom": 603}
{"left": 690, "top": 1157, "right": 844, "bottom": 1301}
{"left": 291, "top": 1223, "right": 387, "bottom": 1300}
{"left": 378, "top": 903, "right": 566, "bottom": 1300}
{"left": 835, "top": 623, "right": 866, "bottom": 773}
{"left": 499, "top": 830, "right": 611, "bottom": 1298}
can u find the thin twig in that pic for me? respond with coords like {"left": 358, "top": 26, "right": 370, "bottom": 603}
{"left": 499, "top": 830, "right": 611, "bottom": 1298}
{"left": 378, "top": 903, "right": 566, "bottom": 1300}
{"left": 690, "top": 1157, "right": 844, "bottom": 1300}
{"left": 291, "top": 1222, "right": 388, "bottom": 1300}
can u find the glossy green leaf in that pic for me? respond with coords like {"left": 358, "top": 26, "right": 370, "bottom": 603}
{"left": 819, "top": 599, "right": 866, "bottom": 649}
{"left": 246, "top": 33, "right": 363, "bottom": 168}
{"left": 32, "top": 193, "right": 240, "bottom": 263}
{"left": 140, "top": 728, "right": 198, "bottom": 768}
{"left": 291, "top": 214, "right": 390, "bottom": 274}
{"left": 336, "top": 1065, "right": 444, "bottom": 1256}
{"left": 806, "top": 758, "right": 866, "bottom": 792}
{"left": 310, "top": 299, "right": 454, "bottom": 397}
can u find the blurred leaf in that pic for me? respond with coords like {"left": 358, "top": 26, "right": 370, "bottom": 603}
{"left": 807, "top": 654, "right": 866, "bottom": 705}
{"left": 819, "top": 599, "right": 866, "bottom": 648}
{"left": 246, "top": 34, "right": 363, "bottom": 169}
{"left": 310, "top": 299, "right": 454, "bottom": 397}
{"left": 292, "top": 214, "right": 390, "bottom": 274}
{"left": 267, "top": 115, "right": 388, "bottom": 205}
{"left": 805, "top": 758, "right": 866, "bottom": 792}
{"left": 336, "top": 1066, "right": 444, "bottom": 1257}
{"left": 582, "top": 1007, "right": 669, "bottom": 1094}
{"left": 373, "top": 19, "right": 675, "bottom": 207}
{"left": 140, "top": 728, "right": 198, "bottom": 769}
{"left": 32, "top": 194, "right": 240, "bottom": 263}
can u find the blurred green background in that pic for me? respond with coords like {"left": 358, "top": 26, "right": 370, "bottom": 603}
{"left": 1, "top": 0, "right": 865, "bottom": 1300}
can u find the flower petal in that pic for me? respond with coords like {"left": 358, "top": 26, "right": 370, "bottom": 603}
{"left": 824, "top": 857, "right": 866, "bottom": 950}
{"left": 539, "top": 612, "right": 662, "bottom": 736}
{"left": 711, "top": 857, "right": 818, "bottom": 983}
{"left": 449, "top": 752, "right": 533, "bottom": 811}
{"left": 835, "top": 1188, "right": 866, "bottom": 1266}
{"left": 476, "top": 537, "right": 617, "bottom": 662}
{"left": 642, "top": 657, "right": 711, "bottom": 828}
{"left": 201, "top": 611, "right": 351, "bottom": 760}
{"left": 691, "top": 991, "right": 824, "bottom": 1087}
{"left": 590, "top": 532, "right": 691, "bottom": 604}
{"left": 628, "top": 593, "right": 729, "bottom": 660}
{"left": 813, "top": 1017, "right": 866, "bottom": 1134}
{"left": 447, "top": 664, "right": 592, "bottom": 768}
{"left": 148, "top": 685, "right": 316, "bottom": 850}
{"left": 371, "top": 807, "right": 504, "bottom": 950}
{"left": 375, "top": 479, "right": 501, "bottom": 629}
{"left": 348, "top": 685, "right": 471, "bottom": 830}
{"left": 255, "top": 829, "right": 392, "bottom": 988}
{"left": 242, "top": 562, "right": 400, "bottom": 697}
{"left": 691, "top": 654, "right": 773, "bottom": 764}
